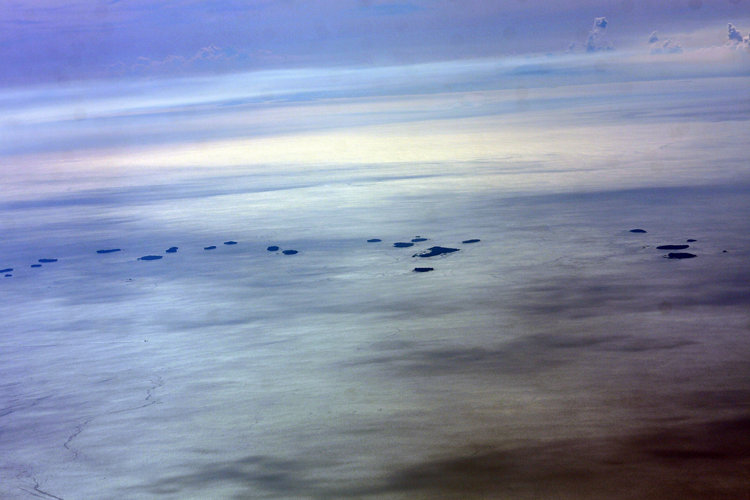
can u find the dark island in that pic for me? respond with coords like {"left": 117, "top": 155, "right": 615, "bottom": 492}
{"left": 413, "top": 246, "right": 459, "bottom": 258}
{"left": 413, "top": 267, "right": 434, "bottom": 273}
{"left": 657, "top": 244, "right": 690, "bottom": 250}
{"left": 139, "top": 255, "right": 163, "bottom": 261}
{"left": 666, "top": 252, "right": 697, "bottom": 259}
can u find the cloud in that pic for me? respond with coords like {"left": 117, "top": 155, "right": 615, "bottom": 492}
{"left": 111, "top": 45, "right": 293, "bottom": 78}
{"left": 654, "top": 40, "right": 683, "bottom": 54}
{"left": 585, "top": 17, "right": 613, "bottom": 53}
{"left": 648, "top": 31, "right": 683, "bottom": 54}
{"left": 131, "top": 45, "right": 237, "bottom": 71}
{"left": 110, "top": 45, "right": 232, "bottom": 76}
{"left": 726, "top": 23, "right": 750, "bottom": 50}
{"left": 641, "top": 22, "right": 750, "bottom": 61}
{"left": 727, "top": 23, "right": 744, "bottom": 43}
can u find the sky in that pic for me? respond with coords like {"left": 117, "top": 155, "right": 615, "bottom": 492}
{"left": 1, "top": 2, "right": 749, "bottom": 220}
{"left": 2, "top": 1, "right": 749, "bottom": 169}
{"left": 2, "top": 1, "right": 749, "bottom": 168}
{"left": 1, "top": 0, "right": 749, "bottom": 85}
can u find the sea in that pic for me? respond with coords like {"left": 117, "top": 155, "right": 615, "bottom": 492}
{"left": 1, "top": 66, "right": 750, "bottom": 498}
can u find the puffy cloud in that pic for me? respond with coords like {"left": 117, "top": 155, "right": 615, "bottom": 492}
{"left": 727, "top": 23, "right": 744, "bottom": 43}
{"left": 726, "top": 23, "right": 750, "bottom": 50}
{"left": 651, "top": 40, "right": 683, "bottom": 54}
{"left": 585, "top": 17, "right": 613, "bottom": 53}
{"left": 635, "top": 22, "right": 750, "bottom": 67}
{"left": 648, "top": 31, "right": 682, "bottom": 54}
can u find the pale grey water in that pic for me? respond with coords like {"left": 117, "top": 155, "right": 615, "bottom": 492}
{"left": 2, "top": 159, "right": 750, "bottom": 498}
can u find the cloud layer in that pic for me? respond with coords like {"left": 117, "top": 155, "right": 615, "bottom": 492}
{"left": 2, "top": 1, "right": 750, "bottom": 85}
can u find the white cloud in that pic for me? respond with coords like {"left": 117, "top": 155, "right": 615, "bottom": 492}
{"left": 727, "top": 23, "right": 744, "bottom": 43}
{"left": 726, "top": 23, "right": 750, "bottom": 50}
{"left": 654, "top": 40, "right": 683, "bottom": 54}
{"left": 641, "top": 22, "right": 750, "bottom": 60}
{"left": 118, "top": 45, "right": 239, "bottom": 75}
{"left": 110, "top": 45, "right": 293, "bottom": 78}
{"left": 585, "top": 17, "right": 613, "bottom": 53}
{"left": 648, "top": 31, "right": 682, "bottom": 54}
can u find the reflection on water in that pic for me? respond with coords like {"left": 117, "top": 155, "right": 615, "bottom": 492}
{"left": 1, "top": 164, "right": 749, "bottom": 498}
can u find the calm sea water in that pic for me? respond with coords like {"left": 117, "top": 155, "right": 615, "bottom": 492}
{"left": 2, "top": 73, "right": 750, "bottom": 498}
{"left": 2, "top": 159, "right": 749, "bottom": 499}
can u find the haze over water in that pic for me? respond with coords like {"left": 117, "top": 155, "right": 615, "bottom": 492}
{"left": 2, "top": 2, "right": 750, "bottom": 499}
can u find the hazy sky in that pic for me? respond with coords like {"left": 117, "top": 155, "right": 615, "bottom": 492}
{"left": 2, "top": 0, "right": 749, "bottom": 85}
{"left": 2, "top": 1, "right": 749, "bottom": 198}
